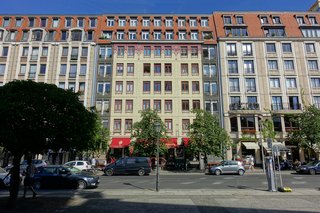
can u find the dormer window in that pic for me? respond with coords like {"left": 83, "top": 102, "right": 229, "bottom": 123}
{"left": 71, "top": 30, "right": 82, "bottom": 41}
{"left": 65, "top": 17, "right": 72, "bottom": 28}
{"left": 223, "top": 16, "right": 232, "bottom": 25}
{"left": 236, "top": 16, "right": 244, "bottom": 24}
{"left": 77, "top": 18, "right": 84, "bottom": 27}
{"left": 118, "top": 18, "right": 126, "bottom": 27}
{"left": 89, "top": 18, "right": 96, "bottom": 27}
{"left": 165, "top": 18, "right": 173, "bottom": 27}
{"left": 32, "top": 30, "right": 43, "bottom": 41}
{"left": 260, "top": 16, "right": 268, "bottom": 24}
{"left": 178, "top": 18, "right": 186, "bottom": 27}
{"left": 52, "top": 18, "right": 59, "bottom": 28}
{"left": 40, "top": 18, "right": 47, "bottom": 27}
{"left": 272, "top": 16, "right": 281, "bottom": 24}
{"left": 201, "top": 18, "right": 209, "bottom": 27}
{"left": 107, "top": 17, "right": 114, "bottom": 26}
{"left": 296, "top": 16, "right": 305, "bottom": 25}
{"left": 3, "top": 17, "right": 10, "bottom": 27}
{"left": 154, "top": 18, "right": 161, "bottom": 27}
{"left": 308, "top": 16, "right": 318, "bottom": 25}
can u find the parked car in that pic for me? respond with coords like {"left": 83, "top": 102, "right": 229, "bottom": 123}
{"left": 5, "top": 159, "right": 48, "bottom": 173}
{"left": 104, "top": 157, "right": 152, "bottom": 176}
{"left": 32, "top": 165, "right": 99, "bottom": 189}
{"left": 0, "top": 167, "right": 22, "bottom": 188}
{"left": 208, "top": 160, "right": 245, "bottom": 176}
{"left": 296, "top": 160, "right": 320, "bottom": 175}
{"left": 64, "top": 160, "right": 92, "bottom": 171}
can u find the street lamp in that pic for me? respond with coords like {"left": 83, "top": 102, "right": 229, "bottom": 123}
{"left": 154, "top": 120, "right": 161, "bottom": 192}
{"left": 259, "top": 122, "right": 266, "bottom": 173}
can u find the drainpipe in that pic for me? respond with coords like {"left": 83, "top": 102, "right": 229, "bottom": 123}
{"left": 91, "top": 44, "right": 98, "bottom": 108}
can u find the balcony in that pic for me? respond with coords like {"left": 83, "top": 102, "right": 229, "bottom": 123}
{"left": 241, "top": 128, "right": 256, "bottom": 134}
{"left": 229, "top": 103, "right": 260, "bottom": 111}
{"left": 271, "top": 103, "right": 301, "bottom": 111}
{"left": 285, "top": 127, "right": 299, "bottom": 132}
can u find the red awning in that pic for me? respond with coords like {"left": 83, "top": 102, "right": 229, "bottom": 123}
{"left": 161, "top": 138, "right": 178, "bottom": 149}
{"left": 183, "top": 138, "right": 190, "bottom": 146}
{"left": 110, "top": 138, "right": 131, "bottom": 148}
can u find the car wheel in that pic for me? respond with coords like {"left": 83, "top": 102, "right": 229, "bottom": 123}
{"left": 33, "top": 181, "right": 41, "bottom": 190}
{"left": 77, "top": 180, "right": 87, "bottom": 189}
{"left": 215, "top": 170, "right": 221, "bottom": 176}
{"left": 238, "top": 169, "right": 245, "bottom": 176}
{"left": 309, "top": 169, "right": 316, "bottom": 175}
{"left": 105, "top": 169, "right": 114, "bottom": 176}
{"left": 138, "top": 169, "right": 145, "bottom": 176}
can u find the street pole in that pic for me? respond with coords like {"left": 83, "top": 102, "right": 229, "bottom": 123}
{"left": 155, "top": 121, "right": 161, "bottom": 192}
{"left": 259, "top": 123, "right": 265, "bottom": 173}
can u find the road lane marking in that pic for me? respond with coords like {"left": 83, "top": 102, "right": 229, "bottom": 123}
{"left": 180, "top": 182, "right": 194, "bottom": 185}
{"left": 223, "top": 177, "right": 234, "bottom": 180}
{"left": 291, "top": 181, "right": 306, "bottom": 184}
{"left": 293, "top": 177, "right": 304, "bottom": 180}
{"left": 199, "top": 177, "right": 207, "bottom": 180}
{"left": 212, "top": 182, "right": 223, "bottom": 185}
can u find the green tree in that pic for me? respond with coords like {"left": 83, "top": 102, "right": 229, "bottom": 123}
{"left": 187, "top": 109, "right": 230, "bottom": 161}
{"left": 0, "top": 80, "right": 97, "bottom": 206}
{"left": 288, "top": 105, "right": 320, "bottom": 155}
{"left": 260, "top": 118, "right": 276, "bottom": 140}
{"left": 130, "top": 109, "right": 168, "bottom": 156}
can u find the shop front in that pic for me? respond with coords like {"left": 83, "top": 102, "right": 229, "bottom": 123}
{"left": 108, "top": 138, "right": 131, "bottom": 161}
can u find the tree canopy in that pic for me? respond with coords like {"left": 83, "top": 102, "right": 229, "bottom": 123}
{"left": 130, "top": 109, "right": 168, "bottom": 156}
{"left": 187, "top": 109, "right": 230, "bottom": 157}
{"left": 0, "top": 80, "right": 98, "bottom": 205}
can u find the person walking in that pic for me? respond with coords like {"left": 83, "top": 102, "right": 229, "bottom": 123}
{"left": 248, "top": 156, "right": 255, "bottom": 171}
{"left": 23, "top": 158, "right": 37, "bottom": 198}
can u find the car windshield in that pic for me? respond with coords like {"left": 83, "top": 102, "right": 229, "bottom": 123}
{"left": 64, "top": 166, "right": 81, "bottom": 174}
{"left": 0, "top": 167, "right": 7, "bottom": 173}
{"left": 306, "top": 161, "right": 318, "bottom": 166}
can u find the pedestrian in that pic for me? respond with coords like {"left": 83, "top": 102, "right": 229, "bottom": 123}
{"left": 91, "top": 157, "right": 96, "bottom": 168}
{"left": 248, "top": 156, "right": 255, "bottom": 171}
{"left": 23, "top": 158, "right": 37, "bottom": 198}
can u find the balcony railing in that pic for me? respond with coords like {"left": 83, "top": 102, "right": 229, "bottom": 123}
{"left": 241, "top": 128, "right": 256, "bottom": 134}
{"left": 271, "top": 103, "right": 301, "bottom": 110}
{"left": 229, "top": 102, "right": 259, "bottom": 110}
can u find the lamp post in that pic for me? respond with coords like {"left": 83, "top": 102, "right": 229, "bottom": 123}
{"left": 154, "top": 121, "right": 161, "bottom": 192}
{"left": 259, "top": 122, "right": 266, "bottom": 173}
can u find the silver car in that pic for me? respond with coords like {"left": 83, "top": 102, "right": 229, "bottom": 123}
{"left": 209, "top": 160, "right": 245, "bottom": 176}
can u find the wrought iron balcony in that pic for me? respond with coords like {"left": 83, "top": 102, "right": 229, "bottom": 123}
{"left": 229, "top": 102, "right": 260, "bottom": 110}
{"left": 271, "top": 103, "right": 301, "bottom": 110}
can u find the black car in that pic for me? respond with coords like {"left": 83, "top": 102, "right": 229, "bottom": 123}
{"left": 296, "top": 160, "right": 320, "bottom": 175}
{"left": 33, "top": 165, "right": 99, "bottom": 189}
{"left": 104, "top": 157, "right": 151, "bottom": 176}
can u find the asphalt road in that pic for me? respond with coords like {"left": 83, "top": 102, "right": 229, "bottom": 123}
{"left": 99, "top": 172, "right": 319, "bottom": 191}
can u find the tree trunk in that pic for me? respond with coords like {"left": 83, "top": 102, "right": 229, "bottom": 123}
{"left": 7, "top": 154, "right": 22, "bottom": 209}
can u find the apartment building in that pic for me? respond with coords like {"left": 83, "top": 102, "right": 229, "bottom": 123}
{"left": 214, "top": 12, "right": 320, "bottom": 163}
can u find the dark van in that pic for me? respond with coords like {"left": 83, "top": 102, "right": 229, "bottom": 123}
{"left": 104, "top": 157, "right": 152, "bottom": 176}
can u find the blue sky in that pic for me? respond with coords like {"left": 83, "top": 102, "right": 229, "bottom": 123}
{"left": 0, "top": 0, "right": 316, "bottom": 14}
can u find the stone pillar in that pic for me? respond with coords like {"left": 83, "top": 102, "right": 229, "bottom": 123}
{"left": 299, "top": 147, "right": 306, "bottom": 163}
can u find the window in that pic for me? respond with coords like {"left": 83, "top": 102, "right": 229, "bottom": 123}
{"left": 182, "top": 100, "right": 190, "bottom": 111}
{"left": 60, "top": 64, "right": 67, "bottom": 75}
{"left": 28, "top": 17, "right": 35, "bottom": 27}
{"left": 117, "top": 46, "right": 124, "bottom": 57}
{"left": 77, "top": 17, "right": 84, "bottom": 27}
{"left": 125, "top": 100, "right": 133, "bottom": 112}
{"left": 29, "top": 64, "right": 37, "bottom": 78}
{"left": 117, "top": 31, "right": 124, "bottom": 40}
{"left": 284, "top": 60, "right": 294, "bottom": 70}
{"left": 165, "top": 81, "right": 172, "bottom": 92}
{"left": 127, "top": 63, "right": 134, "bottom": 75}
{"left": 191, "top": 31, "right": 198, "bottom": 40}
{"left": 128, "top": 46, "right": 135, "bottom": 57}
{"left": 52, "top": 18, "right": 59, "bottom": 28}
{"left": 180, "top": 46, "right": 188, "bottom": 57}
{"left": 223, "top": 16, "right": 232, "bottom": 24}
{"left": 247, "top": 96, "right": 258, "bottom": 110}
{"left": 126, "top": 81, "right": 134, "bottom": 93}
{"left": 143, "top": 100, "right": 150, "bottom": 110}
{"left": 236, "top": 16, "right": 244, "bottom": 24}
{"left": 115, "top": 81, "right": 123, "bottom": 93}
{"left": 99, "top": 46, "right": 112, "bottom": 59}
{"left": 313, "top": 96, "right": 320, "bottom": 109}
{"left": 79, "top": 82, "right": 85, "bottom": 93}
{"left": 193, "top": 100, "right": 200, "bottom": 110}
{"left": 142, "top": 31, "right": 149, "bottom": 40}
{"left": 192, "top": 81, "right": 200, "bottom": 93}
{"left": 204, "top": 82, "right": 210, "bottom": 94}
{"left": 118, "top": 18, "right": 126, "bottom": 27}
{"left": 15, "top": 18, "right": 22, "bottom": 27}
{"left": 205, "top": 101, "right": 218, "bottom": 113}
{"left": 178, "top": 31, "right": 186, "bottom": 40}
{"left": 270, "top": 78, "right": 280, "bottom": 88}
{"left": 266, "top": 43, "right": 276, "bottom": 53}
{"left": 244, "top": 60, "right": 254, "bottom": 74}
{"left": 261, "top": 16, "right": 269, "bottom": 24}
{"left": 203, "top": 64, "right": 216, "bottom": 77}
{"left": 61, "top": 31, "right": 68, "bottom": 41}
{"left": 30, "top": 47, "right": 39, "bottom": 60}
{"left": 80, "top": 64, "right": 87, "bottom": 75}
{"left": 21, "top": 31, "right": 28, "bottom": 41}
{"left": 296, "top": 17, "right": 305, "bottom": 25}
{"left": 165, "top": 63, "right": 172, "bottom": 75}
{"left": 230, "top": 96, "right": 241, "bottom": 110}
{"left": 181, "top": 64, "right": 188, "bottom": 75}
{"left": 40, "top": 64, "right": 46, "bottom": 74}
{"left": 311, "top": 78, "right": 320, "bottom": 88}
{"left": 272, "top": 16, "right": 281, "bottom": 24}
{"left": 65, "top": 17, "right": 72, "bottom": 27}
{"left": 143, "top": 81, "right": 150, "bottom": 93}
{"left": 143, "top": 63, "right": 151, "bottom": 75}
{"left": 71, "top": 47, "right": 78, "bottom": 59}
{"left": 181, "top": 81, "right": 189, "bottom": 93}
{"left": 68, "top": 82, "right": 76, "bottom": 92}
{"left": 182, "top": 119, "right": 190, "bottom": 132}
{"left": 286, "top": 78, "right": 297, "bottom": 88}
{"left": 2, "top": 47, "right": 9, "bottom": 57}
{"left": 165, "top": 18, "right": 173, "bottom": 27}
{"left": 309, "top": 16, "right": 318, "bottom": 25}
{"left": 58, "top": 82, "right": 65, "bottom": 89}
{"left": 202, "top": 46, "right": 215, "bottom": 59}
{"left": 191, "top": 64, "right": 199, "bottom": 75}
{"left": 178, "top": 18, "right": 186, "bottom": 27}
{"left": 20, "top": 64, "right": 26, "bottom": 74}
{"left": 165, "top": 100, "right": 172, "bottom": 112}
{"left": 125, "top": 119, "right": 133, "bottom": 131}
{"left": 22, "top": 47, "right": 29, "bottom": 56}
{"left": 114, "top": 100, "right": 122, "bottom": 112}
{"left": 40, "top": 18, "right": 47, "bottom": 27}
{"left": 71, "top": 30, "right": 82, "bottom": 41}
{"left": 264, "top": 28, "right": 286, "bottom": 37}
{"left": 0, "top": 64, "right": 5, "bottom": 75}
{"left": 305, "top": 43, "right": 316, "bottom": 53}
{"left": 107, "top": 18, "right": 114, "bottom": 26}
{"left": 227, "top": 43, "right": 237, "bottom": 56}
{"left": 144, "top": 46, "right": 151, "bottom": 57}
{"left": 154, "top": 46, "right": 161, "bottom": 57}
{"left": 201, "top": 18, "right": 209, "bottom": 27}
{"left": 143, "top": 18, "right": 150, "bottom": 27}
{"left": 154, "top": 64, "right": 161, "bottom": 75}
{"left": 165, "top": 119, "right": 173, "bottom": 132}
{"left": 98, "top": 64, "right": 111, "bottom": 77}
{"left": 127, "top": 31, "right": 135, "bottom": 40}
{"left": 154, "top": 100, "right": 161, "bottom": 112}
{"left": 240, "top": 116, "right": 255, "bottom": 130}
{"left": 272, "top": 96, "right": 283, "bottom": 110}
{"left": 165, "top": 46, "right": 172, "bottom": 57}
{"left": 165, "top": 31, "right": 173, "bottom": 40}
{"left": 190, "top": 18, "right": 197, "bottom": 27}
{"left": 42, "top": 47, "right": 48, "bottom": 57}
{"left": 116, "top": 63, "right": 123, "bottom": 75}
{"left": 268, "top": 60, "right": 278, "bottom": 70}
{"left": 154, "top": 31, "right": 161, "bottom": 40}
{"left": 308, "top": 60, "right": 318, "bottom": 71}
{"left": 97, "top": 82, "right": 110, "bottom": 94}
{"left": 129, "top": 18, "right": 137, "bottom": 26}
{"left": 245, "top": 78, "right": 256, "bottom": 92}
{"left": 154, "top": 18, "right": 161, "bottom": 27}
{"left": 191, "top": 46, "right": 198, "bottom": 57}
{"left": 154, "top": 81, "right": 161, "bottom": 93}
{"left": 89, "top": 18, "right": 96, "bottom": 27}
{"left": 69, "top": 64, "right": 77, "bottom": 78}
{"left": 113, "top": 119, "right": 121, "bottom": 132}
{"left": 282, "top": 43, "right": 292, "bottom": 53}
{"left": 81, "top": 47, "right": 88, "bottom": 57}
{"left": 229, "top": 78, "right": 240, "bottom": 92}
{"left": 228, "top": 60, "right": 238, "bottom": 74}
{"left": 242, "top": 43, "right": 252, "bottom": 56}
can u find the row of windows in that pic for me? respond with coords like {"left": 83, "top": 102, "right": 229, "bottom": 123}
{"left": 58, "top": 81, "right": 86, "bottom": 93}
